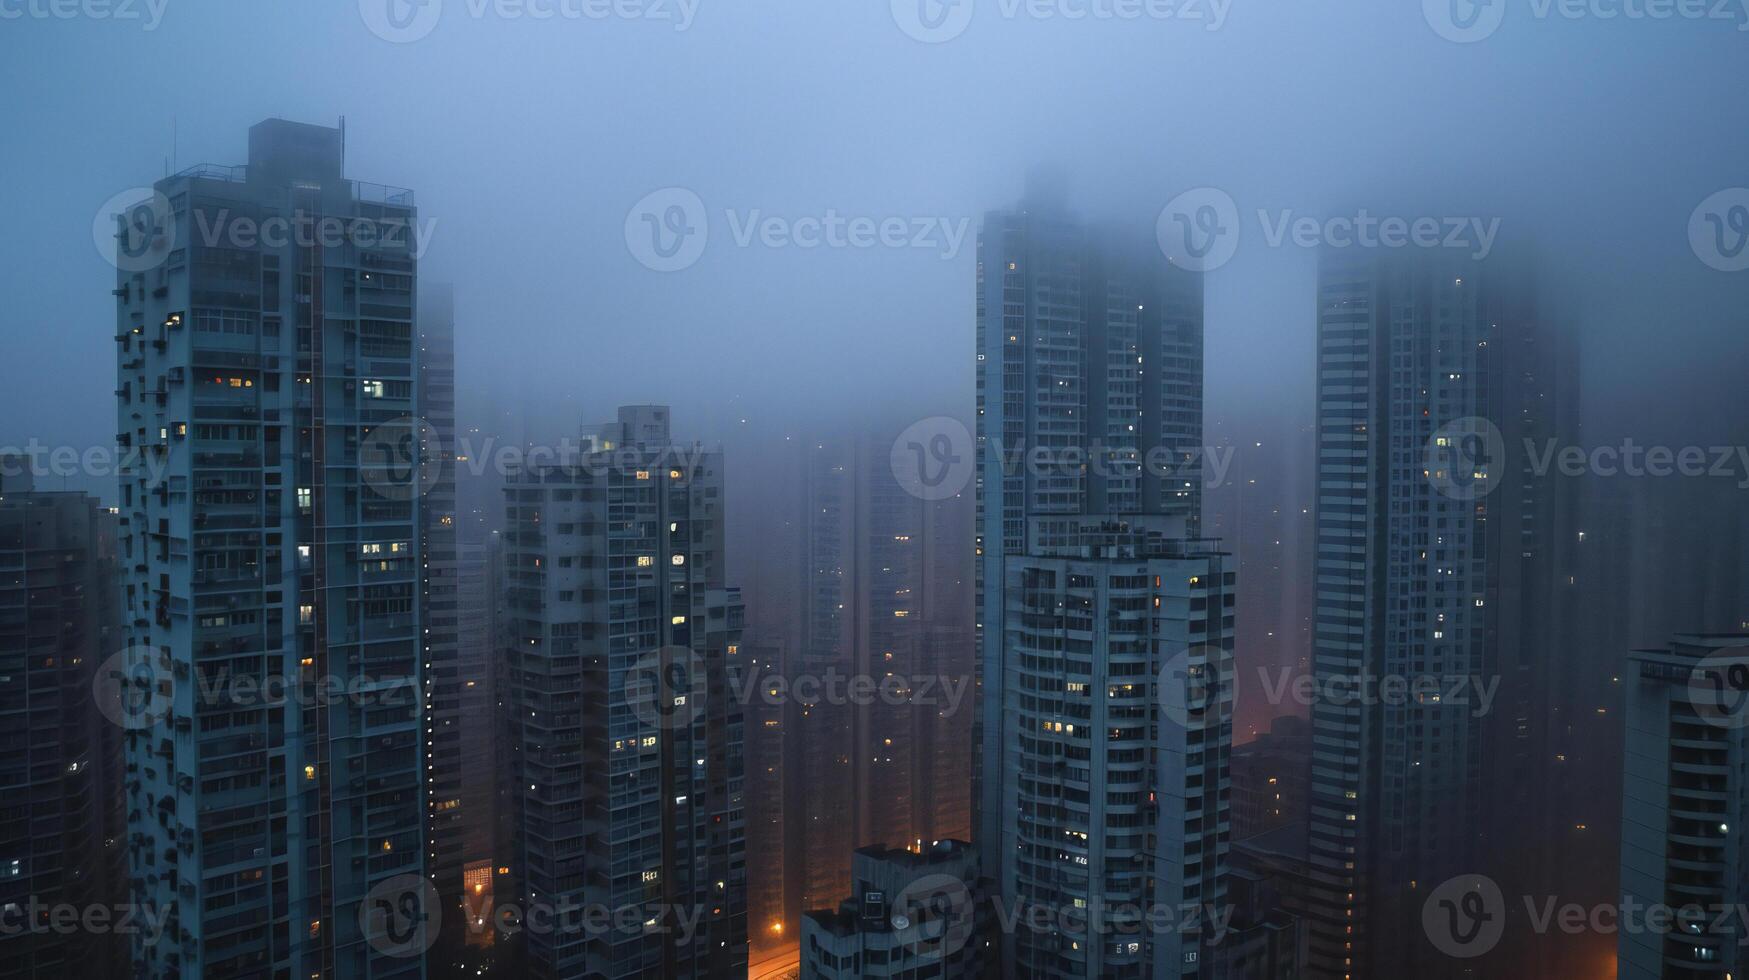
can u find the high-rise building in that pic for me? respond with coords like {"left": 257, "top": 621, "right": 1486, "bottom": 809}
{"left": 1619, "top": 633, "right": 1749, "bottom": 979}
{"left": 763, "top": 433, "right": 975, "bottom": 920}
{"left": 0, "top": 473, "right": 127, "bottom": 979}
{"left": 499, "top": 406, "right": 747, "bottom": 979}
{"left": 974, "top": 194, "right": 1205, "bottom": 861}
{"left": 112, "top": 118, "right": 426, "bottom": 977}
{"left": 1304, "top": 246, "right": 1575, "bottom": 978}
{"left": 1231, "top": 715, "right": 1311, "bottom": 841}
{"left": 451, "top": 537, "right": 502, "bottom": 966}
{"left": 973, "top": 192, "right": 1218, "bottom": 979}
{"left": 799, "top": 840, "right": 992, "bottom": 980}
{"left": 740, "top": 640, "right": 795, "bottom": 954}
{"left": 998, "top": 516, "right": 1233, "bottom": 978}
{"left": 416, "top": 283, "right": 468, "bottom": 973}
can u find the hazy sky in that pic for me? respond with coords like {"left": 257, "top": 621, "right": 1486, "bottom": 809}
{"left": 3, "top": 0, "right": 1746, "bottom": 499}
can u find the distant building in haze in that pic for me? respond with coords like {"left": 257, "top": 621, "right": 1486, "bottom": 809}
{"left": 499, "top": 406, "right": 747, "bottom": 979}
{"left": 1304, "top": 246, "right": 1578, "bottom": 978}
{"left": 0, "top": 476, "right": 127, "bottom": 979}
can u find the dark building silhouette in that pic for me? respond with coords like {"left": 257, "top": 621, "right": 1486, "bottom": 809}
{"left": 0, "top": 475, "right": 127, "bottom": 979}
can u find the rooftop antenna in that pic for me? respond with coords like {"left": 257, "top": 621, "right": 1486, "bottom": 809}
{"left": 339, "top": 115, "right": 346, "bottom": 175}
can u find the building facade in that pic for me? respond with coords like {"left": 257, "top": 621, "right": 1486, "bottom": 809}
{"left": 1619, "top": 634, "right": 1749, "bottom": 979}
{"left": 1304, "top": 246, "right": 1575, "bottom": 978}
{"left": 0, "top": 476, "right": 127, "bottom": 979}
{"left": 998, "top": 517, "right": 1232, "bottom": 979}
{"left": 800, "top": 840, "right": 991, "bottom": 979}
{"left": 416, "top": 283, "right": 468, "bottom": 974}
{"left": 113, "top": 118, "right": 426, "bottom": 978}
{"left": 974, "top": 194, "right": 1206, "bottom": 864}
{"left": 499, "top": 406, "right": 747, "bottom": 979}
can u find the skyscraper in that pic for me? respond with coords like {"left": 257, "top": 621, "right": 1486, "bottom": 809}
{"left": 499, "top": 406, "right": 747, "bottom": 979}
{"left": 999, "top": 516, "right": 1233, "bottom": 978}
{"left": 973, "top": 191, "right": 1222, "bottom": 979}
{"left": 1304, "top": 246, "right": 1574, "bottom": 978}
{"left": 112, "top": 118, "right": 426, "bottom": 977}
{"left": 974, "top": 194, "right": 1205, "bottom": 859}
{"left": 1619, "top": 633, "right": 1749, "bottom": 979}
{"left": 0, "top": 472, "right": 127, "bottom": 979}
{"left": 416, "top": 284, "right": 467, "bottom": 973}
{"left": 766, "top": 432, "right": 976, "bottom": 921}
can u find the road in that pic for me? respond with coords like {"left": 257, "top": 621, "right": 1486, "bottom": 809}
{"left": 748, "top": 947, "right": 800, "bottom": 980}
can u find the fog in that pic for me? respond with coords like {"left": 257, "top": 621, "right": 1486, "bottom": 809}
{"left": 5, "top": 0, "right": 1745, "bottom": 486}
